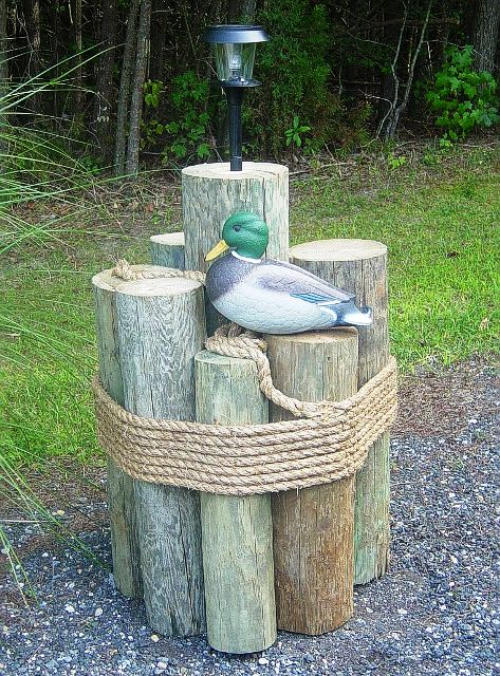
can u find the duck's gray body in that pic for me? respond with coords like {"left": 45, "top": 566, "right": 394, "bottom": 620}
{"left": 206, "top": 252, "right": 372, "bottom": 335}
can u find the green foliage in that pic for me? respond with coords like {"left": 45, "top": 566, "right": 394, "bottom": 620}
{"left": 285, "top": 115, "right": 311, "bottom": 148}
{"left": 142, "top": 72, "right": 212, "bottom": 163}
{"left": 426, "top": 45, "right": 499, "bottom": 142}
{"left": 251, "top": 0, "right": 337, "bottom": 154}
{"left": 386, "top": 151, "right": 407, "bottom": 171}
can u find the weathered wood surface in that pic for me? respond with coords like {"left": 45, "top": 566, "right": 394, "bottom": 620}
{"left": 150, "top": 231, "right": 185, "bottom": 270}
{"left": 266, "top": 330, "right": 358, "bottom": 635}
{"left": 115, "top": 276, "right": 206, "bottom": 636}
{"left": 289, "top": 239, "right": 390, "bottom": 584}
{"left": 182, "top": 162, "right": 289, "bottom": 273}
{"left": 93, "top": 267, "right": 159, "bottom": 600}
{"left": 195, "top": 351, "right": 276, "bottom": 654}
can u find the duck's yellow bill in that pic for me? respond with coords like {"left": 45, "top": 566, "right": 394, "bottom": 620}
{"left": 205, "top": 240, "right": 229, "bottom": 261}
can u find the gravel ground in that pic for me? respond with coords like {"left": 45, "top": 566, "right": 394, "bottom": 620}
{"left": 1, "top": 360, "right": 498, "bottom": 676}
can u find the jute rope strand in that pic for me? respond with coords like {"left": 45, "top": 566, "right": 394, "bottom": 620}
{"left": 94, "top": 259, "right": 398, "bottom": 495}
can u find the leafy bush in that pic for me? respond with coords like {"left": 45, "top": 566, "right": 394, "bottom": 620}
{"left": 142, "top": 72, "right": 212, "bottom": 164}
{"left": 250, "top": 0, "right": 337, "bottom": 155}
{"left": 426, "top": 45, "right": 499, "bottom": 142}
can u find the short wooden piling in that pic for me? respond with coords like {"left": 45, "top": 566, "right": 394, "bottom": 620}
{"left": 195, "top": 351, "right": 276, "bottom": 654}
{"left": 115, "top": 276, "right": 206, "bottom": 636}
{"left": 266, "top": 330, "right": 359, "bottom": 635}
{"left": 289, "top": 239, "right": 390, "bottom": 584}
{"left": 150, "top": 232, "right": 185, "bottom": 269}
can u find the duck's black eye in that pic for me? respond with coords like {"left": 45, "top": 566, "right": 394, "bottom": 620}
{"left": 233, "top": 225, "right": 241, "bottom": 232}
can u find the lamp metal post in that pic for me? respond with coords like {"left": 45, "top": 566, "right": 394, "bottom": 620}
{"left": 204, "top": 24, "right": 269, "bottom": 171}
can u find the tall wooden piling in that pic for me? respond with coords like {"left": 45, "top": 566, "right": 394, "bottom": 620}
{"left": 289, "top": 240, "right": 390, "bottom": 584}
{"left": 93, "top": 266, "right": 164, "bottom": 600}
{"left": 182, "top": 162, "right": 289, "bottom": 273}
{"left": 114, "top": 276, "right": 206, "bottom": 636}
{"left": 266, "top": 330, "right": 359, "bottom": 635}
{"left": 150, "top": 232, "right": 185, "bottom": 269}
{"left": 195, "top": 351, "right": 276, "bottom": 654}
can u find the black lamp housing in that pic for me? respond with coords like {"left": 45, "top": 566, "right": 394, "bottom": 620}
{"left": 204, "top": 24, "right": 269, "bottom": 170}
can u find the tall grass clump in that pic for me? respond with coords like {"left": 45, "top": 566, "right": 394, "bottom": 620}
{"left": 0, "top": 53, "right": 109, "bottom": 594}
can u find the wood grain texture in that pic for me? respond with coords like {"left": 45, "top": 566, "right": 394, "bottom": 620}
{"left": 290, "top": 240, "right": 390, "bottom": 584}
{"left": 182, "top": 162, "right": 289, "bottom": 273}
{"left": 115, "top": 276, "right": 206, "bottom": 637}
{"left": 195, "top": 351, "right": 276, "bottom": 654}
{"left": 266, "top": 330, "right": 358, "bottom": 635}
{"left": 92, "top": 268, "right": 144, "bottom": 599}
{"left": 150, "top": 232, "right": 185, "bottom": 270}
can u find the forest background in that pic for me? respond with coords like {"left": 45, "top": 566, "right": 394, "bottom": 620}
{"left": 1, "top": 0, "right": 499, "bottom": 173}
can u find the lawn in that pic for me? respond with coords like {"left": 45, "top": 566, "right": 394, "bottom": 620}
{"left": 0, "top": 142, "right": 499, "bottom": 469}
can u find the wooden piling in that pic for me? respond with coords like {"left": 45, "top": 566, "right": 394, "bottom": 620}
{"left": 182, "top": 162, "right": 289, "bottom": 273}
{"left": 114, "top": 276, "right": 206, "bottom": 636}
{"left": 93, "top": 266, "right": 163, "bottom": 599}
{"left": 289, "top": 239, "right": 390, "bottom": 584}
{"left": 266, "top": 330, "right": 359, "bottom": 635}
{"left": 195, "top": 351, "right": 276, "bottom": 654}
{"left": 150, "top": 232, "right": 185, "bottom": 269}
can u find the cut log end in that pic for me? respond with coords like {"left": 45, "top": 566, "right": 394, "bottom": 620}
{"left": 290, "top": 239, "right": 387, "bottom": 262}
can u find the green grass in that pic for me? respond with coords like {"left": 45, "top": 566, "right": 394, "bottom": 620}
{"left": 0, "top": 142, "right": 499, "bottom": 470}
{"left": 292, "top": 145, "right": 500, "bottom": 367}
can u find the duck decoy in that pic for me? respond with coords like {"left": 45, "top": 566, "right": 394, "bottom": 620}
{"left": 205, "top": 212, "right": 372, "bottom": 335}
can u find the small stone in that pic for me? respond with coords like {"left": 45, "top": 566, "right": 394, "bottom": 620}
{"left": 151, "top": 634, "right": 160, "bottom": 643}
{"left": 94, "top": 608, "right": 103, "bottom": 618}
{"left": 157, "top": 661, "right": 168, "bottom": 670}
{"left": 64, "top": 604, "right": 75, "bottom": 614}
{"left": 258, "top": 657, "right": 269, "bottom": 665}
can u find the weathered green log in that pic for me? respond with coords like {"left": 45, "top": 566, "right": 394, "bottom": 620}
{"left": 266, "top": 330, "right": 359, "bottom": 635}
{"left": 115, "top": 276, "right": 206, "bottom": 636}
{"left": 289, "top": 239, "right": 390, "bottom": 584}
{"left": 93, "top": 266, "right": 165, "bottom": 600}
{"left": 182, "top": 162, "right": 289, "bottom": 273}
{"left": 182, "top": 162, "right": 289, "bottom": 334}
{"left": 150, "top": 232, "right": 185, "bottom": 269}
{"left": 195, "top": 351, "right": 276, "bottom": 654}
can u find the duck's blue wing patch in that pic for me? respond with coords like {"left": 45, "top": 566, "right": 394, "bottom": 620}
{"left": 291, "top": 292, "right": 342, "bottom": 305}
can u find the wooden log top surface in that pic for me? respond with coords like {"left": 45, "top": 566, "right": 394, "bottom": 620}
{"left": 290, "top": 239, "right": 387, "bottom": 261}
{"left": 115, "top": 277, "right": 202, "bottom": 297}
{"left": 150, "top": 232, "right": 185, "bottom": 246}
{"left": 182, "top": 161, "right": 288, "bottom": 180}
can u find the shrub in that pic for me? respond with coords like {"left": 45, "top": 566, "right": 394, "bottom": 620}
{"left": 426, "top": 45, "right": 499, "bottom": 142}
{"left": 250, "top": 0, "right": 336, "bottom": 155}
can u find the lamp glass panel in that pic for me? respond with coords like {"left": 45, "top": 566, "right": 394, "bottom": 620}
{"left": 214, "top": 43, "right": 256, "bottom": 83}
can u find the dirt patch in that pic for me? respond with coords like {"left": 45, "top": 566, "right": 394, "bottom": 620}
{"left": 394, "top": 355, "right": 499, "bottom": 438}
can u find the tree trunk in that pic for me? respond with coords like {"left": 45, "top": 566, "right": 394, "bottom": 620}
{"left": 22, "top": 0, "right": 41, "bottom": 112}
{"left": 473, "top": 0, "right": 500, "bottom": 73}
{"left": 114, "top": 0, "right": 140, "bottom": 175}
{"left": 94, "top": 0, "right": 118, "bottom": 163}
{"left": 126, "top": 0, "right": 152, "bottom": 176}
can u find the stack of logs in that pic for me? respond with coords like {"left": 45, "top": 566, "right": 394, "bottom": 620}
{"left": 93, "top": 163, "right": 390, "bottom": 654}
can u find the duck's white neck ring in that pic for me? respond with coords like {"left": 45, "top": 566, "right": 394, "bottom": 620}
{"left": 231, "top": 251, "right": 262, "bottom": 264}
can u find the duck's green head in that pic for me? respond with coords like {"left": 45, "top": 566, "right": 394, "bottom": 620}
{"left": 205, "top": 212, "right": 269, "bottom": 261}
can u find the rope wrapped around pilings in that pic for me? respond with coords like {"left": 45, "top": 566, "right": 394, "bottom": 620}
{"left": 92, "top": 260, "right": 398, "bottom": 496}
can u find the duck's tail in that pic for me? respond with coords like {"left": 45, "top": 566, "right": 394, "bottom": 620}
{"left": 336, "top": 302, "right": 373, "bottom": 327}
